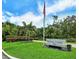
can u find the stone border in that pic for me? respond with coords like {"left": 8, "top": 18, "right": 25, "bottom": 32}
{"left": 2, "top": 49, "right": 19, "bottom": 59}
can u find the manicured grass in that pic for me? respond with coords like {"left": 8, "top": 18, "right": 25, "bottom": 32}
{"left": 2, "top": 41, "right": 76, "bottom": 59}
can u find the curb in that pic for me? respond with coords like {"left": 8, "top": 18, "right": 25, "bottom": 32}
{"left": 2, "top": 49, "right": 19, "bottom": 59}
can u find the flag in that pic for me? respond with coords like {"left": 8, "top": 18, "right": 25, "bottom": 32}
{"left": 43, "top": 1, "right": 46, "bottom": 18}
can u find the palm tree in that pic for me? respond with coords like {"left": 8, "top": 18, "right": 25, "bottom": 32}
{"left": 52, "top": 15, "right": 58, "bottom": 24}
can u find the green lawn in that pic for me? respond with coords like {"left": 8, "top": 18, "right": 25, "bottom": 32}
{"left": 2, "top": 41, "right": 76, "bottom": 59}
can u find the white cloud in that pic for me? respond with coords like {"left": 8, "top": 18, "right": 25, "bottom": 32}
{"left": 2, "top": 11, "right": 14, "bottom": 22}
{"left": 2, "top": 16, "right": 7, "bottom": 22}
{"left": 2, "top": 0, "right": 76, "bottom": 28}
{"left": 38, "top": 0, "right": 76, "bottom": 15}
{"left": 5, "top": 11, "right": 14, "bottom": 16}
{"left": 2, "top": 12, "right": 43, "bottom": 28}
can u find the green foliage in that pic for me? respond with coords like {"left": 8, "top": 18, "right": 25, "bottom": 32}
{"left": 2, "top": 21, "right": 18, "bottom": 41}
{"left": 2, "top": 15, "right": 76, "bottom": 42}
{"left": 66, "top": 38, "right": 76, "bottom": 42}
{"left": 45, "top": 15, "right": 76, "bottom": 42}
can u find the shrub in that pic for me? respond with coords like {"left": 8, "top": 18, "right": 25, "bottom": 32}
{"left": 66, "top": 38, "right": 76, "bottom": 42}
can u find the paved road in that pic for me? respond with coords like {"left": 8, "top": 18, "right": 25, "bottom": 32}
{"left": 2, "top": 53, "right": 9, "bottom": 59}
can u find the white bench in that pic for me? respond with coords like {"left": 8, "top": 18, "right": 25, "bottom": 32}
{"left": 45, "top": 39, "right": 71, "bottom": 51}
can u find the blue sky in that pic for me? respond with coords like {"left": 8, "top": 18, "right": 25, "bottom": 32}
{"left": 2, "top": 0, "right": 76, "bottom": 28}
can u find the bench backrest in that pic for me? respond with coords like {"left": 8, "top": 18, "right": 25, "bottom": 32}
{"left": 46, "top": 39, "right": 66, "bottom": 47}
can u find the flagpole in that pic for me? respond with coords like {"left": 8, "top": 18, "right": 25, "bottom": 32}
{"left": 43, "top": 11, "right": 45, "bottom": 42}
{"left": 43, "top": 0, "right": 46, "bottom": 45}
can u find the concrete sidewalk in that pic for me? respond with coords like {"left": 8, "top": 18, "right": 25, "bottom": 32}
{"left": 67, "top": 43, "right": 76, "bottom": 48}
{"left": 2, "top": 53, "right": 9, "bottom": 59}
{"left": 2, "top": 50, "right": 19, "bottom": 59}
